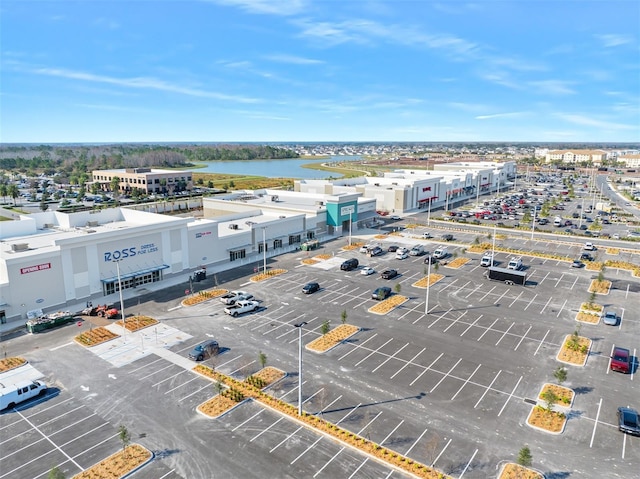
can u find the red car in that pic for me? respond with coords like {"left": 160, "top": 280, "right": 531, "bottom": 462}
{"left": 611, "top": 347, "right": 631, "bottom": 374}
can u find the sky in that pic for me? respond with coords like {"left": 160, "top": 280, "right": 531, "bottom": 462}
{"left": 1, "top": 0, "right": 639, "bottom": 144}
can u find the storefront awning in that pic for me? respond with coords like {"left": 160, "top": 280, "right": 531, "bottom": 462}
{"left": 101, "top": 264, "right": 170, "bottom": 283}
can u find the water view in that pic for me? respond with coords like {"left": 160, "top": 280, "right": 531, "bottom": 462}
{"left": 195, "top": 155, "right": 363, "bottom": 179}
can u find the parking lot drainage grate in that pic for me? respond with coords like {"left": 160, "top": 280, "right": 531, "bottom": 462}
{"left": 523, "top": 398, "right": 537, "bottom": 405}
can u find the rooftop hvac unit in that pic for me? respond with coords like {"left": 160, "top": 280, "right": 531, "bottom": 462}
{"left": 43, "top": 223, "right": 54, "bottom": 229}
{"left": 279, "top": 216, "right": 287, "bottom": 219}
{"left": 86, "top": 221, "right": 99, "bottom": 227}
{"left": 228, "top": 224, "right": 239, "bottom": 230}
{"left": 271, "top": 195, "right": 279, "bottom": 202}
{"left": 11, "top": 243, "right": 29, "bottom": 252}
{"left": 315, "top": 201, "right": 324, "bottom": 206}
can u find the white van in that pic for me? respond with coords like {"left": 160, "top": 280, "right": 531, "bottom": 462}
{"left": 409, "top": 244, "right": 425, "bottom": 256}
{"left": 433, "top": 247, "right": 448, "bottom": 259}
{"left": 480, "top": 253, "right": 494, "bottom": 267}
{"left": 507, "top": 257, "right": 523, "bottom": 270}
{"left": 553, "top": 216, "right": 562, "bottom": 227}
{"left": 0, "top": 380, "right": 47, "bottom": 410}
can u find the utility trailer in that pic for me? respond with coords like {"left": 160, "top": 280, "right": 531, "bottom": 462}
{"left": 485, "top": 266, "right": 527, "bottom": 285}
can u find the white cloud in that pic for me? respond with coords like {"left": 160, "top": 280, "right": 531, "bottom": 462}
{"left": 479, "top": 72, "right": 521, "bottom": 90}
{"left": 31, "top": 66, "right": 261, "bottom": 103}
{"left": 528, "top": 80, "right": 576, "bottom": 95}
{"left": 207, "top": 0, "right": 308, "bottom": 16}
{"left": 264, "top": 54, "right": 324, "bottom": 65}
{"left": 475, "top": 112, "right": 528, "bottom": 120}
{"left": 595, "top": 34, "right": 633, "bottom": 47}
{"left": 555, "top": 113, "right": 637, "bottom": 131}
{"left": 447, "top": 102, "right": 489, "bottom": 113}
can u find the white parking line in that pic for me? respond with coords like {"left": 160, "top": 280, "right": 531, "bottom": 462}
{"left": 250, "top": 417, "right": 284, "bottom": 442}
{"left": 139, "top": 363, "right": 175, "bottom": 380}
{"left": 49, "top": 342, "right": 74, "bottom": 351}
{"left": 495, "top": 323, "right": 514, "bottom": 346}
{"left": 270, "top": 426, "right": 303, "bottom": 453}
{"left": 291, "top": 436, "right": 323, "bottom": 464}
{"left": 151, "top": 369, "right": 189, "bottom": 388}
{"left": 606, "top": 344, "right": 614, "bottom": 374}
{"left": 589, "top": 398, "right": 602, "bottom": 448}
{"left": 622, "top": 432, "right": 627, "bottom": 459}
{"left": 403, "top": 427, "right": 429, "bottom": 456}
{"left": 390, "top": 348, "right": 425, "bottom": 379}
{"left": 229, "top": 360, "right": 256, "bottom": 376}
{"left": 513, "top": 326, "right": 532, "bottom": 351}
{"left": 347, "top": 458, "right": 370, "bottom": 479}
{"left": 443, "top": 311, "right": 467, "bottom": 333}
{"left": 438, "top": 278, "right": 458, "bottom": 293}
{"left": 357, "top": 411, "right": 382, "bottom": 436}
{"left": 556, "top": 299, "right": 568, "bottom": 317}
{"left": 555, "top": 273, "right": 565, "bottom": 288}
{"left": 465, "top": 283, "right": 482, "bottom": 299}
{"left": 479, "top": 286, "right": 496, "bottom": 302}
{"left": 459, "top": 448, "right": 478, "bottom": 478}
{"left": 451, "top": 364, "right": 481, "bottom": 401}
{"left": 460, "top": 315, "right": 482, "bottom": 337}
{"left": 538, "top": 271, "right": 550, "bottom": 284}
{"left": 338, "top": 333, "right": 378, "bottom": 361}
{"left": 494, "top": 289, "right": 509, "bottom": 305}
{"left": 632, "top": 348, "right": 636, "bottom": 381}
{"left": 570, "top": 275, "right": 579, "bottom": 290}
{"left": 336, "top": 403, "right": 362, "bottom": 425}
{"left": 477, "top": 318, "right": 499, "bottom": 342}
{"left": 429, "top": 358, "right": 462, "bottom": 393}
{"left": 431, "top": 438, "right": 452, "bottom": 467}
{"left": 619, "top": 309, "right": 624, "bottom": 331}
{"left": 164, "top": 375, "right": 200, "bottom": 394}
{"left": 354, "top": 338, "right": 394, "bottom": 367}
{"left": 428, "top": 308, "right": 452, "bottom": 329}
{"left": 540, "top": 296, "right": 553, "bottom": 314}
{"left": 410, "top": 353, "right": 444, "bottom": 387}
{"left": 314, "top": 446, "right": 346, "bottom": 477}
{"left": 534, "top": 330, "right": 550, "bottom": 356}
{"left": 474, "top": 370, "right": 502, "bottom": 409}
{"left": 232, "top": 409, "right": 264, "bottom": 432}
{"left": 523, "top": 293, "right": 537, "bottom": 311}
{"left": 497, "top": 375, "right": 522, "bottom": 416}
{"left": 372, "top": 343, "right": 409, "bottom": 373}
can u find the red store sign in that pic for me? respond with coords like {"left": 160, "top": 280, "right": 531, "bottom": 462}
{"left": 20, "top": 263, "right": 51, "bottom": 274}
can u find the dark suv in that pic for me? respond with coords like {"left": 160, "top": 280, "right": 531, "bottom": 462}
{"left": 189, "top": 340, "right": 220, "bottom": 361}
{"left": 371, "top": 286, "right": 392, "bottom": 300}
{"left": 381, "top": 269, "right": 398, "bottom": 279}
{"left": 340, "top": 258, "right": 359, "bottom": 271}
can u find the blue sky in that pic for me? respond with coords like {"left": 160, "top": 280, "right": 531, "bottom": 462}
{"left": 2, "top": 0, "right": 639, "bottom": 143}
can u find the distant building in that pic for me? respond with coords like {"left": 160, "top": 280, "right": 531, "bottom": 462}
{"left": 618, "top": 155, "right": 640, "bottom": 168}
{"left": 91, "top": 168, "right": 193, "bottom": 195}
{"left": 544, "top": 150, "right": 606, "bottom": 164}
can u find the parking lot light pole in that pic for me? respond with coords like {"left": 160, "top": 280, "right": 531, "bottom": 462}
{"left": 114, "top": 259, "right": 126, "bottom": 341}
{"left": 531, "top": 206, "right": 537, "bottom": 241}
{"left": 427, "top": 199, "right": 431, "bottom": 227}
{"left": 294, "top": 322, "right": 307, "bottom": 416}
{"left": 492, "top": 225, "right": 496, "bottom": 267}
{"left": 425, "top": 256, "right": 432, "bottom": 315}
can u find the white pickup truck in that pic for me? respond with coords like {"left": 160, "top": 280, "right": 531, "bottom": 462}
{"left": 219, "top": 290, "right": 253, "bottom": 305}
{"left": 224, "top": 300, "right": 260, "bottom": 317}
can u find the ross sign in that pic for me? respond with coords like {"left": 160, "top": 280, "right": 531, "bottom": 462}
{"left": 103, "top": 242, "right": 158, "bottom": 262}
{"left": 21, "top": 263, "right": 51, "bottom": 274}
{"left": 340, "top": 205, "right": 355, "bottom": 216}
{"left": 195, "top": 231, "right": 211, "bottom": 238}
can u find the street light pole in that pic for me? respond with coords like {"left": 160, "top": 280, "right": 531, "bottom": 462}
{"left": 425, "top": 256, "right": 432, "bottom": 315}
{"left": 531, "top": 205, "right": 537, "bottom": 241}
{"left": 114, "top": 259, "right": 126, "bottom": 341}
{"left": 294, "top": 322, "right": 307, "bottom": 416}
{"left": 492, "top": 224, "right": 496, "bottom": 267}
{"left": 427, "top": 199, "right": 431, "bottom": 227}
{"left": 349, "top": 211, "right": 353, "bottom": 246}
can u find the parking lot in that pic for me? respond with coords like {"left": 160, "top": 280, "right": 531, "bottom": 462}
{"left": 2, "top": 211, "right": 639, "bottom": 478}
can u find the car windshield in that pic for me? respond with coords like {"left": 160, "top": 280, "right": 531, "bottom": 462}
{"left": 613, "top": 352, "right": 627, "bottom": 361}
{"left": 194, "top": 345, "right": 204, "bottom": 351}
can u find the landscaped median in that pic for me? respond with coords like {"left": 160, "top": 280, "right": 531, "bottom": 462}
{"left": 74, "top": 327, "right": 120, "bottom": 347}
{"left": 72, "top": 444, "right": 152, "bottom": 479}
{"left": 368, "top": 295, "right": 408, "bottom": 315}
{"left": 557, "top": 333, "right": 591, "bottom": 367}
{"left": 306, "top": 324, "right": 360, "bottom": 353}
{"left": 525, "top": 382, "right": 574, "bottom": 436}
{"left": 576, "top": 302, "right": 602, "bottom": 324}
{"left": 115, "top": 315, "right": 159, "bottom": 332}
{"left": 301, "top": 253, "right": 332, "bottom": 265}
{"left": 468, "top": 242, "right": 574, "bottom": 263}
{"left": 588, "top": 279, "right": 611, "bottom": 295}
{"left": 498, "top": 463, "right": 543, "bottom": 479}
{"left": 250, "top": 268, "right": 287, "bottom": 282}
{"left": 412, "top": 274, "right": 444, "bottom": 288}
{"left": 182, "top": 288, "right": 229, "bottom": 306}
{"left": 192, "top": 363, "right": 450, "bottom": 479}
{"left": 443, "top": 257, "right": 469, "bottom": 269}
{"left": 0, "top": 356, "right": 27, "bottom": 372}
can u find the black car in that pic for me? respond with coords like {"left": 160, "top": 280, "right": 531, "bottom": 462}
{"left": 424, "top": 256, "right": 437, "bottom": 264}
{"left": 381, "top": 269, "right": 398, "bottom": 279}
{"left": 188, "top": 340, "right": 220, "bottom": 361}
{"left": 580, "top": 253, "right": 594, "bottom": 261}
{"left": 617, "top": 407, "right": 640, "bottom": 436}
{"left": 387, "top": 245, "right": 399, "bottom": 252}
{"left": 371, "top": 286, "right": 392, "bottom": 300}
{"left": 302, "top": 282, "right": 320, "bottom": 294}
{"left": 340, "top": 258, "right": 359, "bottom": 271}
{"left": 441, "top": 234, "right": 454, "bottom": 241}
